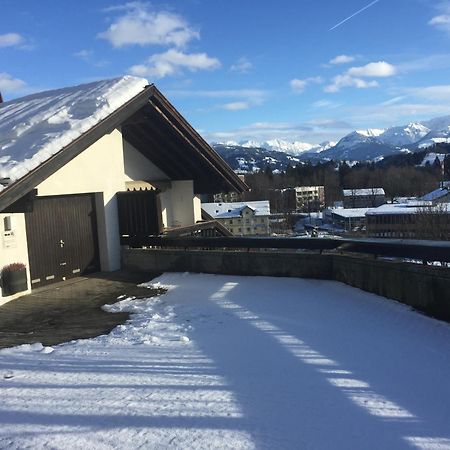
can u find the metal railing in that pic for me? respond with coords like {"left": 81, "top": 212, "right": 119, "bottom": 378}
{"left": 121, "top": 235, "right": 450, "bottom": 264}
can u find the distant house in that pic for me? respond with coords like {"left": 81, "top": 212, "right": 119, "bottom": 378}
{"left": 295, "top": 186, "right": 325, "bottom": 211}
{"left": 202, "top": 201, "right": 270, "bottom": 236}
{"left": 343, "top": 188, "right": 385, "bottom": 208}
{"left": 0, "top": 76, "right": 246, "bottom": 303}
{"left": 366, "top": 201, "right": 450, "bottom": 239}
{"left": 329, "top": 207, "right": 370, "bottom": 232}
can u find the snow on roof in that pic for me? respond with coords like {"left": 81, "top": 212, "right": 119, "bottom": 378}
{"left": 420, "top": 187, "right": 450, "bottom": 202}
{"left": 366, "top": 202, "right": 450, "bottom": 215}
{"left": 202, "top": 201, "right": 270, "bottom": 218}
{"left": 343, "top": 188, "right": 385, "bottom": 197}
{"left": 331, "top": 207, "right": 371, "bottom": 218}
{"left": 0, "top": 76, "right": 148, "bottom": 190}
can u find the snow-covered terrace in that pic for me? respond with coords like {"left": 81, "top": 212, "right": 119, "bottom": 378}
{"left": 1, "top": 273, "right": 449, "bottom": 449}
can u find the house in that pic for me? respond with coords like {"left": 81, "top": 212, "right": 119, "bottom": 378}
{"left": 328, "top": 207, "right": 371, "bottom": 232}
{"left": 366, "top": 201, "right": 450, "bottom": 239}
{"left": 294, "top": 186, "right": 325, "bottom": 211}
{"left": 342, "top": 188, "right": 385, "bottom": 208}
{"left": 0, "top": 76, "right": 246, "bottom": 303}
{"left": 202, "top": 201, "right": 270, "bottom": 236}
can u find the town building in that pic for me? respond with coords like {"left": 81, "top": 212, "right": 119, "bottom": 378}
{"left": 202, "top": 201, "right": 270, "bottom": 236}
{"left": 366, "top": 202, "right": 450, "bottom": 239}
{"left": 0, "top": 77, "right": 246, "bottom": 303}
{"left": 328, "top": 207, "right": 371, "bottom": 232}
{"left": 294, "top": 186, "right": 325, "bottom": 211}
{"left": 213, "top": 191, "right": 241, "bottom": 203}
{"left": 343, "top": 188, "right": 386, "bottom": 208}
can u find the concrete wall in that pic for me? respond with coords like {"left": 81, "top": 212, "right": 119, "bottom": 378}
{"left": 123, "top": 248, "right": 450, "bottom": 322}
{"left": 332, "top": 256, "right": 450, "bottom": 321}
{"left": 123, "top": 248, "right": 332, "bottom": 279}
{"left": 0, "top": 213, "right": 32, "bottom": 303}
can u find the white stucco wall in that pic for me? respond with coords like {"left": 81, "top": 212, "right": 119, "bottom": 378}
{"left": 0, "top": 213, "right": 32, "bottom": 304}
{"left": 123, "top": 140, "right": 169, "bottom": 182}
{"left": 193, "top": 196, "right": 202, "bottom": 223}
{"left": 168, "top": 180, "right": 196, "bottom": 228}
{"left": 1, "top": 128, "right": 201, "bottom": 306}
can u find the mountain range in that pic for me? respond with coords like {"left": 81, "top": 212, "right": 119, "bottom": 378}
{"left": 212, "top": 115, "right": 450, "bottom": 168}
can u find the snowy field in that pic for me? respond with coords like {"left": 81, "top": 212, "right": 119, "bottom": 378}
{"left": 1, "top": 273, "right": 450, "bottom": 450}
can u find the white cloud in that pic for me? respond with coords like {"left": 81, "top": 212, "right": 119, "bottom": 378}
{"left": 129, "top": 48, "right": 220, "bottom": 78}
{"left": 290, "top": 76, "right": 323, "bottom": 93}
{"left": 205, "top": 119, "right": 354, "bottom": 144}
{"left": 406, "top": 85, "right": 450, "bottom": 101}
{"left": 290, "top": 79, "right": 307, "bottom": 93}
{"left": 230, "top": 57, "right": 252, "bottom": 73}
{"left": 222, "top": 101, "right": 250, "bottom": 110}
{"left": 312, "top": 99, "right": 342, "bottom": 109}
{"left": 429, "top": 15, "right": 450, "bottom": 25}
{"left": 168, "top": 88, "right": 267, "bottom": 111}
{"left": 429, "top": 2, "right": 450, "bottom": 34}
{"left": 0, "top": 33, "right": 25, "bottom": 48}
{"left": 0, "top": 72, "right": 27, "bottom": 94}
{"left": 99, "top": 2, "right": 199, "bottom": 48}
{"left": 73, "top": 49, "right": 93, "bottom": 61}
{"left": 166, "top": 88, "right": 267, "bottom": 100}
{"left": 347, "top": 61, "right": 397, "bottom": 77}
{"left": 324, "top": 61, "right": 396, "bottom": 93}
{"left": 325, "top": 74, "right": 378, "bottom": 93}
{"left": 73, "top": 49, "right": 109, "bottom": 68}
{"left": 329, "top": 54, "right": 355, "bottom": 65}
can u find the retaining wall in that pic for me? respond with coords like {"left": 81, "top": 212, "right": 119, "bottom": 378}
{"left": 123, "top": 248, "right": 450, "bottom": 321}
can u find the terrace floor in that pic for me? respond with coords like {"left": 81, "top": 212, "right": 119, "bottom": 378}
{"left": 0, "top": 271, "right": 158, "bottom": 349}
{"left": 1, "top": 273, "right": 449, "bottom": 449}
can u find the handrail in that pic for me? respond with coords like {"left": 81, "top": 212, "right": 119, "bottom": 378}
{"left": 162, "top": 220, "right": 232, "bottom": 237}
{"left": 121, "top": 235, "right": 450, "bottom": 263}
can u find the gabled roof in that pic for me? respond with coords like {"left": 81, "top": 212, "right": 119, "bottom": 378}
{"left": 202, "top": 201, "right": 270, "bottom": 219}
{"left": 0, "top": 76, "right": 247, "bottom": 211}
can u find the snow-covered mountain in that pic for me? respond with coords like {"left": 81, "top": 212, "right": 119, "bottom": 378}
{"left": 312, "top": 116, "right": 450, "bottom": 161}
{"left": 212, "top": 114, "right": 450, "bottom": 165}
{"left": 213, "top": 139, "right": 336, "bottom": 156}
{"left": 378, "top": 122, "right": 429, "bottom": 147}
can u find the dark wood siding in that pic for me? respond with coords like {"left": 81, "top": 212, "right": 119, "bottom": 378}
{"left": 117, "top": 189, "right": 161, "bottom": 241}
{"left": 25, "top": 194, "right": 100, "bottom": 287}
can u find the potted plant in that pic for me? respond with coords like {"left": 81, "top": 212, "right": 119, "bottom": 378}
{"left": 1, "top": 262, "right": 28, "bottom": 297}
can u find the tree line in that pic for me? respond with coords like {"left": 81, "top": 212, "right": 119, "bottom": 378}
{"left": 243, "top": 146, "right": 450, "bottom": 207}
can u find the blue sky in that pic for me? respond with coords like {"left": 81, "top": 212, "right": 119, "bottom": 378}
{"left": 2, "top": 0, "right": 450, "bottom": 143}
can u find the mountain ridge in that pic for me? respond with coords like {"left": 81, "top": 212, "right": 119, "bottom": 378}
{"left": 213, "top": 114, "right": 450, "bottom": 163}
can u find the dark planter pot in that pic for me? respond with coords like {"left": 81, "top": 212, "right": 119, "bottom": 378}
{"left": 2, "top": 268, "right": 28, "bottom": 297}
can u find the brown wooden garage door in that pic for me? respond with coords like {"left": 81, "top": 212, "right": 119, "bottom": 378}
{"left": 25, "top": 194, "right": 100, "bottom": 288}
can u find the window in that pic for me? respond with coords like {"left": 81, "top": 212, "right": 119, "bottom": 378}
{"left": 3, "top": 216, "right": 12, "bottom": 232}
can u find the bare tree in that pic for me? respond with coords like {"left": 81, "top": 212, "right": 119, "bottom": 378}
{"left": 415, "top": 203, "right": 450, "bottom": 240}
